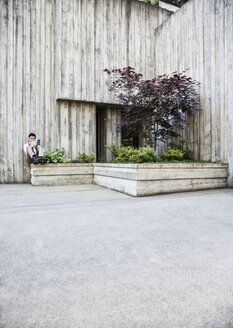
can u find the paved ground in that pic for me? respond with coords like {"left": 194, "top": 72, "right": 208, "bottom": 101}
{"left": 0, "top": 184, "right": 233, "bottom": 328}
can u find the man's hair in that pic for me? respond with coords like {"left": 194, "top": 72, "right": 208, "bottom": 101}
{"left": 28, "top": 132, "right": 36, "bottom": 138}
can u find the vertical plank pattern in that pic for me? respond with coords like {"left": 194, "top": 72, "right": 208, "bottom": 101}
{"left": 1, "top": 0, "right": 233, "bottom": 184}
{"left": 0, "top": 0, "right": 171, "bottom": 182}
{"left": 59, "top": 102, "right": 96, "bottom": 159}
{"left": 105, "top": 107, "right": 121, "bottom": 161}
{"left": 154, "top": 0, "right": 233, "bottom": 186}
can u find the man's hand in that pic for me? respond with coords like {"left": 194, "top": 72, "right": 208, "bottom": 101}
{"left": 28, "top": 139, "right": 37, "bottom": 148}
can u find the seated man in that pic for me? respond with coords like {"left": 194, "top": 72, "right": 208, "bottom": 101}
{"left": 24, "top": 132, "right": 45, "bottom": 164}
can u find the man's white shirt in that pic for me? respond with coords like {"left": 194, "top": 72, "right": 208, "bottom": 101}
{"left": 24, "top": 143, "right": 36, "bottom": 154}
{"left": 24, "top": 143, "right": 43, "bottom": 156}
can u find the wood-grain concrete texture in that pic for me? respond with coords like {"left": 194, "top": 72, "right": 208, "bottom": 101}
{"left": 0, "top": 0, "right": 171, "bottom": 183}
{"left": 59, "top": 102, "right": 96, "bottom": 159}
{"left": 154, "top": 0, "right": 233, "bottom": 186}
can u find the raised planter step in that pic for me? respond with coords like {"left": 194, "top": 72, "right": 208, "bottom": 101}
{"left": 31, "top": 163, "right": 93, "bottom": 186}
{"left": 93, "top": 163, "right": 228, "bottom": 196}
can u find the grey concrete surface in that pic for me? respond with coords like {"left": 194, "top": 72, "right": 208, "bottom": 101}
{"left": 0, "top": 184, "right": 233, "bottom": 328}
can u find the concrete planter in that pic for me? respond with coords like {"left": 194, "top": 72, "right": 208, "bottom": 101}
{"left": 93, "top": 163, "right": 228, "bottom": 196}
{"left": 31, "top": 162, "right": 228, "bottom": 196}
{"left": 31, "top": 163, "right": 93, "bottom": 186}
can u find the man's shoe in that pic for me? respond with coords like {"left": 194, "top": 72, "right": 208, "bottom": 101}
{"left": 40, "top": 156, "right": 46, "bottom": 164}
{"left": 31, "top": 156, "right": 39, "bottom": 164}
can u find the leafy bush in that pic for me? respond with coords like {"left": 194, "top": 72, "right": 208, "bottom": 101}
{"left": 114, "top": 147, "right": 136, "bottom": 163}
{"left": 163, "top": 148, "right": 184, "bottom": 161}
{"left": 107, "top": 146, "right": 161, "bottom": 163}
{"left": 43, "top": 148, "right": 70, "bottom": 163}
{"left": 72, "top": 152, "right": 96, "bottom": 163}
{"left": 169, "top": 142, "right": 194, "bottom": 161}
{"left": 182, "top": 148, "right": 195, "bottom": 161}
{"left": 105, "top": 145, "right": 119, "bottom": 159}
{"left": 130, "top": 148, "right": 161, "bottom": 163}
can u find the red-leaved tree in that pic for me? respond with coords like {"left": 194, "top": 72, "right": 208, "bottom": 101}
{"left": 104, "top": 67, "right": 200, "bottom": 150}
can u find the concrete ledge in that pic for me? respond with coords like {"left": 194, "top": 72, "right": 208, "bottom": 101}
{"left": 31, "top": 163, "right": 93, "bottom": 186}
{"left": 31, "top": 163, "right": 228, "bottom": 196}
{"left": 93, "top": 163, "right": 229, "bottom": 196}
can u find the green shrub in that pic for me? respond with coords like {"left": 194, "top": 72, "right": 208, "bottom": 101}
{"left": 115, "top": 146, "right": 136, "bottom": 163}
{"left": 182, "top": 148, "right": 195, "bottom": 161}
{"left": 107, "top": 146, "right": 161, "bottom": 163}
{"left": 129, "top": 148, "right": 161, "bottom": 163}
{"left": 163, "top": 148, "right": 184, "bottom": 161}
{"left": 168, "top": 142, "right": 194, "bottom": 161}
{"left": 105, "top": 145, "right": 119, "bottom": 159}
{"left": 72, "top": 152, "right": 96, "bottom": 163}
{"left": 43, "top": 148, "right": 70, "bottom": 163}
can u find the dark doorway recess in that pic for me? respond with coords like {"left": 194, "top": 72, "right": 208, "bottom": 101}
{"left": 96, "top": 105, "right": 107, "bottom": 162}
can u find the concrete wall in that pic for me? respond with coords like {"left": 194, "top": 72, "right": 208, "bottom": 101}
{"left": 0, "top": 0, "right": 171, "bottom": 183}
{"left": 154, "top": 0, "right": 233, "bottom": 186}
{"left": 56, "top": 0, "right": 171, "bottom": 103}
{"left": 0, "top": 0, "right": 57, "bottom": 183}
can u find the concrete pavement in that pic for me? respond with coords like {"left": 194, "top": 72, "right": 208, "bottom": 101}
{"left": 0, "top": 184, "right": 233, "bottom": 328}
